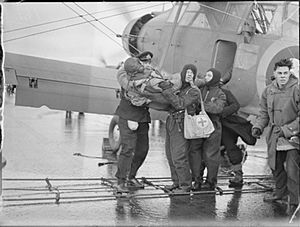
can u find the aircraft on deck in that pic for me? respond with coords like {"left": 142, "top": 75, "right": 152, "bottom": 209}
{"left": 2, "top": 1, "right": 299, "bottom": 152}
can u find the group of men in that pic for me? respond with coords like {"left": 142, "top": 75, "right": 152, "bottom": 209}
{"left": 113, "top": 51, "right": 299, "bottom": 218}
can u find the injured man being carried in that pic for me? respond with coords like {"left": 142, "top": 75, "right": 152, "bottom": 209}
{"left": 117, "top": 57, "right": 181, "bottom": 110}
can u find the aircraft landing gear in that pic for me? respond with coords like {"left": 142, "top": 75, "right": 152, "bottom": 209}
{"left": 108, "top": 115, "right": 121, "bottom": 153}
{"left": 66, "top": 111, "right": 72, "bottom": 118}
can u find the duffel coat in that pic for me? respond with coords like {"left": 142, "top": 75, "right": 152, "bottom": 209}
{"left": 254, "top": 76, "right": 299, "bottom": 169}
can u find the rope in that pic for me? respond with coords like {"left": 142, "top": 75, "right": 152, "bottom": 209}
{"left": 3, "top": 178, "right": 274, "bottom": 193}
{"left": 1, "top": 176, "right": 276, "bottom": 208}
{"left": 98, "top": 161, "right": 117, "bottom": 167}
{"left": 45, "top": 178, "right": 61, "bottom": 204}
{"left": 4, "top": 188, "right": 115, "bottom": 198}
{"left": 3, "top": 182, "right": 104, "bottom": 190}
{"left": 3, "top": 187, "right": 273, "bottom": 203}
{"left": 2, "top": 175, "right": 273, "bottom": 181}
{"left": 2, "top": 187, "right": 276, "bottom": 208}
{"left": 289, "top": 203, "right": 300, "bottom": 224}
{"left": 73, "top": 152, "right": 112, "bottom": 160}
{"left": 3, "top": 177, "right": 104, "bottom": 181}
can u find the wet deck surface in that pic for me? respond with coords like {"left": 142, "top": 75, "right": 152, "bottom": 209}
{"left": 1, "top": 93, "right": 299, "bottom": 226}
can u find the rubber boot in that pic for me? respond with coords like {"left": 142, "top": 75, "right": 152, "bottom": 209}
{"left": 220, "top": 148, "right": 232, "bottom": 168}
{"left": 192, "top": 181, "right": 201, "bottom": 191}
{"left": 116, "top": 179, "right": 129, "bottom": 193}
{"left": 172, "top": 186, "right": 191, "bottom": 194}
{"left": 238, "top": 144, "right": 247, "bottom": 164}
{"left": 165, "top": 183, "right": 179, "bottom": 191}
{"left": 229, "top": 163, "right": 243, "bottom": 188}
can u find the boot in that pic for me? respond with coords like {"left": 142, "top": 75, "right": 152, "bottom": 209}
{"left": 263, "top": 193, "right": 288, "bottom": 203}
{"left": 165, "top": 183, "right": 179, "bottom": 191}
{"left": 116, "top": 182, "right": 129, "bottom": 193}
{"left": 127, "top": 178, "right": 144, "bottom": 189}
{"left": 229, "top": 164, "right": 243, "bottom": 188}
{"left": 201, "top": 181, "right": 215, "bottom": 191}
{"left": 192, "top": 181, "right": 201, "bottom": 191}
{"left": 238, "top": 144, "right": 248, "bottom": 164}
{"left": 172, "top": 186, "right": 191, "bottom": 194}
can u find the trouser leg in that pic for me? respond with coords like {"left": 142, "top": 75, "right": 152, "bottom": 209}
{"left": 199, "top": 161, "right": 206, "bottom": 183}
{"left": 222, "top": 127, "right": 242, "bottom": 165}
{"left": 203, "top": 123, "right": 222, "bottom": 186}
{"left": 272, "top": 151, "right": 288, "bottom": 198}
{"left": 165, "top": 116, "right": 179, "bottom": 185}
{"left": 189, "top": 138, "right": 204, "bottom": 183}
{"left": 115, "top": 118, "right": 137, "bottom": 183}
{"left": 285, "top": 149, "right": 300, "bottom": 205}
{"left": 229, "top": 163, "right": 243, "bottom": 187}
{"left": 168, "top": 117, "right": 192, "bottom": 188}
{"left": 128, "top": 122, "right": 149, "bottom": 179}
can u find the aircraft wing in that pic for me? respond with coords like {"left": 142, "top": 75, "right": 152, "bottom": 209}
{"left": 4, "top": 52, "right": 120, "bottom": 116}
{"left": 3, "top": 52, "right": 167, "bottom": 120}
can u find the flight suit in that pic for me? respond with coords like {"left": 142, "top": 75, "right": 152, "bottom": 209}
{"left": 161, "top": 64, "right": 200, "bottom": 191}
{"left": 189, "top": 85, "right": 226, "bottom": 188}
{"left": 162, "top": 85, "right": 200, "bottom": 190}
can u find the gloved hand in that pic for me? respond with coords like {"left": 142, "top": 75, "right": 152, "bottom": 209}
{"left": 158, "top": 80, "right": 173, "bottom": 90}
{"left": 273, "top": 125, "right": 284, "bottom": 137}
{"left": 128, "top": 80, "right": 134, "bottom": 89}
{"left": 252, "top": 128, "right": 262, "bottom": 138}
{"left": 278, "top": 127, "right": 284, "bottom": 137}
{"left": 137, "top": 66, "right": 144, "bottom": 73}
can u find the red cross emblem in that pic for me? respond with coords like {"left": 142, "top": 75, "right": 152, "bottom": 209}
{"left": 196, "top": 116, "right": 208, "bottom": 128}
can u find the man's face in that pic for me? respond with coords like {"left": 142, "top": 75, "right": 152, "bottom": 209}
{"left": 204, "top": 71, "right": 213, "bottom": 83}
{"left": 140, "top": 59, "right": 151, "bottom": 67}
{"left": 185, "top": 69, "right": 194, "bottom": 83}
{"left": 274, "top": 66, "right": 290, "bottom": 88}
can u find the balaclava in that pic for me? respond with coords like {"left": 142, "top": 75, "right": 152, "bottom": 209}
{"left": 180, "top": 64, "right": 197, "bottom": 88}
{"left": 205, "top": 68, "right": 221, "bottom": 87}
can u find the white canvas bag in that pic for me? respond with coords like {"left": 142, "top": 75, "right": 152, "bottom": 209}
{"left": 184, "top": 90, "right": 215, "bottom": 139}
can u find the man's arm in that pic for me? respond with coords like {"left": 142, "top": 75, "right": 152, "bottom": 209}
{"left": 116, "top": 66, "right": 134, "bottom": 91}
{"left": 253, "top": 88, "right": 270, "bottom": 132}
{"left": 221, "top": 89, "right": 240, "bottom": 118}
{"left": 161, "top": 87, "right": 200, "bottom": 110}
{"left": 282, "top": 86, "right": 300, "bottom": 138}
{"left": 204, "top": 89, "right": 226, "bottom": 114}
{"left": 134, "top": 89, "right": 171, "bottom": 104}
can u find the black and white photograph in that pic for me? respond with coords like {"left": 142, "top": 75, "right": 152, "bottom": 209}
{"left": 0, "top": 1, "right": 299, "bottom": 226}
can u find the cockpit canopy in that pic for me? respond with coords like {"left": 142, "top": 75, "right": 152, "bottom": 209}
{"left": 166, "top": 1, "right": 298, "bottom": 38}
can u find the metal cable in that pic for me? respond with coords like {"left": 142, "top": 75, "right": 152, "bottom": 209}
{"left": 3, "top": 3, "right": 167, "bottom": 44}
{"left": 4, "top": 3, "right": 146, "bottom": 33}
{"left": 62, "top": 2, "right": 123, "bottom": 49}
{"left": 72, "top": 2, "right": 141, "bottom": 55}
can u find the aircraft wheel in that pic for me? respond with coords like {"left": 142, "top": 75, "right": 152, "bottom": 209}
{"left": 108, "top": 115, "right": 121, "bottom": 153}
